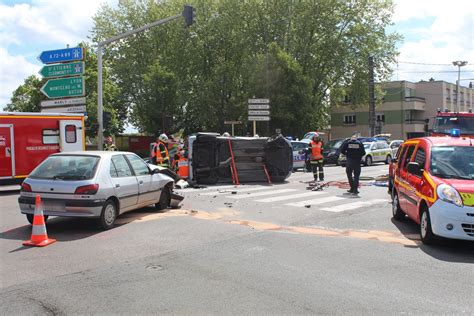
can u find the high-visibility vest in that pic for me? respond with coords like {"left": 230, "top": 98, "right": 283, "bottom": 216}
{"left": 310, "top": 140, "right": 323, "bottom": 160}
{"left": 176, "top": 157, "right": 189, "bottom": 178}
{"left": 154, "top": 142, "right": 169, "bottom": 165}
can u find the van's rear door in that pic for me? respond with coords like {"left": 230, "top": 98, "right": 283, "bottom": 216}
{"left": 59, "top": 120, "right": 84, "bottom": 152}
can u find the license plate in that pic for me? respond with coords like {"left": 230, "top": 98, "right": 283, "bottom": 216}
{"left": 43, "top": 201, "right": 65, "bottom": 212}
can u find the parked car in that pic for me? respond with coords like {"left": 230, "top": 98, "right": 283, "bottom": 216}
{"left": 391, "top": 135, "right": 474, "bottom": 244}
{"left": 323, "top": 139, "right": 345, "bottom": 165}
{"left": 301, "top": 131, "right": 326, "bottom": 144}
{"left": 389, "top": 140, "right": 404, "bottom": 158}
{"left": 291, "top": 141, "right": 309, "bottom": 171}
{"left": 338, "top": 140, "right": 392, "bottom": 166}
{"left": 18, "top": 151, "right": 182, "bottom": 230}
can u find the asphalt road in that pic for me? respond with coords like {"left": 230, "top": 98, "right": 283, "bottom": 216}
{"left": 1, "top": 164, "right": 473, "bottom": 314}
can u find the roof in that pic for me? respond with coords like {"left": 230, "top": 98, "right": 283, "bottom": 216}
{"left": 52, "top": 151, "right": 136, "bottom": 157}
{"left": 0, "top": 112, "right": 84, "bottom": 117}
{"left": 415, "top": 136, "right": 473, "bottom": 147}
{"left": 436, "top": 111, "right": 474, "bottom": 117}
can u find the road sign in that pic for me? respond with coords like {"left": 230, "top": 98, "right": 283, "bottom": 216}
{"left": 40, "top": 77, "right": 85, "bottom": 99}
{"left": 248, "top": 98, "right": 270, "bottom": 104}
{"left": 41, "top": 97, "right": 86, "bottom": 108}
{"left": 224, "top": 121, "right": 242, "bottom": 124}
{"left": 38, "top": 47, "right": 84, "bottom": 64}
{"left": 41, "top": 105, "right": 86, "bottom": 113}
{"left": 248, "top": 116, "right": 270, "bottom": 121}
{"left": 39, "top": 62, "right": 84, "bottom": 78}
{"left": 248, "top": 104, "right": 270, "bottom": 110}
{"left": 248, "top": 110, "right": 270, "bottom": 116}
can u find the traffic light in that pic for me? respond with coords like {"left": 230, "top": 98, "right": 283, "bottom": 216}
{"left": 183, "top": 5, "right": 196, "bottom": 27}
{"left": 103, "top": 111, "right": 112, "bottom": 129}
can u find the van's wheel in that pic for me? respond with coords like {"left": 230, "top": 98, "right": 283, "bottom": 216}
{"left": 26, "top": 214, "right": 49, "bottom": 225}
{"left": 156, "top": 185, "right": 171, "bottom": 211}
{"left": 385, "top": 155, "right": 392, "bottom": 164}
{"left": 391, "top": 192, "right": 405, "bottom": 220}
{"left": 364, "top": 156, "right": 373, "bottom": 166}
{"left": 98, "top": 200, "right": 117, "bottom": 230}
{"left": 420, "top": 207, "right": 436, "bottom": 245}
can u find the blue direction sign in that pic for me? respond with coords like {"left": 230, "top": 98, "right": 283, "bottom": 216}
{"left": 38, "top": 47, "right": 84, "bottom": 64}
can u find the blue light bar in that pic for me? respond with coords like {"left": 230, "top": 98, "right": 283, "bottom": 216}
{"left": 450, "top": 129, "right": 461, "bottom": 137}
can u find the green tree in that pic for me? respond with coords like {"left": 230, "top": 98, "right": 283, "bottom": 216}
{"left": 5, "top": 75, "right": 45, "bottom": 112}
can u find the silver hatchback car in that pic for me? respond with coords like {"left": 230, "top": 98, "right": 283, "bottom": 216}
{"left": 18, "top": 151, "right": 180, "bottom": 230}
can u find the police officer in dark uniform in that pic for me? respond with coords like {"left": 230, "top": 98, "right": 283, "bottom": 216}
{"left": 340, "top": 133, "right": 366, "bottom": 195}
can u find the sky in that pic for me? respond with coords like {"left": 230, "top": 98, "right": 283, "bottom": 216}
{"left": 1, "top": 0, "right": 473, "bottom": 122}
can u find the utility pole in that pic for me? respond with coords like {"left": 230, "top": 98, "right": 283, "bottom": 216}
{"left": 452, "top": 60, "right": 468, "bottom": 112}
{"left": 96, "top": 6, "right": 195, "bottom": 150}
{"left": 368, "top": 56, "right": 375, "bottom": 136}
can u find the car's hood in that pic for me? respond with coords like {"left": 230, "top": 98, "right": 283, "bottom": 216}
{"left": 441, "top": 179, "right": 474, "bottom": 194}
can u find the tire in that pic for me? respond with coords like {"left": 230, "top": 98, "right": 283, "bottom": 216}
{"left": 156, "top": 185, "right": 171, "bottom": 211}
{"left": 98, "top": 199, "right": 117, "bottom": 230}
{"left": 420, "top": 207, "right": 436, "bottom": 245}
{"left": 391, "top": 192, "right": 405, "bottom": 220}
{"left": 385, "top": 155, "right": 392, "bottom": 164}
{"left": 26, "top": 214, "right": 49, "bottom": 225}
{"left": 364, "top": 156, "right": 373, "bottom": 166}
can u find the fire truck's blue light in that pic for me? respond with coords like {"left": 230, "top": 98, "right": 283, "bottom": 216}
{"left": 450, "top": 129, "right": 461, "bottom": 137}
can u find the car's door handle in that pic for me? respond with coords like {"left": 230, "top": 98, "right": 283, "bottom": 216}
{"left": 139, "top": 180, "right": 144, "bottom": 184}
{"left": 115, "top": 184, "right": 120, "bottom": 188}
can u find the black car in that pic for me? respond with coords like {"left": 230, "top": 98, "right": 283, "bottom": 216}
{"left": 323, "top": 139, "right": 345, "bottom": 165}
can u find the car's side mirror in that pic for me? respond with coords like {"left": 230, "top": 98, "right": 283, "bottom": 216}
{"left": 407, "top": 162, "right": 423, "bottom": 177}
{"left": 151, "top": 168, "right": 160, "bottom": 175}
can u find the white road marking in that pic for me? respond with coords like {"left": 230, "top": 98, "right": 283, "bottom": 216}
{"left": 228, "top": 188, "right": 298, "bottom": 199}
{"left": 320, "top": 199, "right": 388, "bottom": 212}
{"left": 178, "top": 185, "right": 241, "bottom": 192}
{"left": 256, "top": 191, "right": 327, "bottom": 203}
{"left": 285, "top": 196, "right": 345, "bottom": 207}
{"left": 200, "top": 186, "right": 275, "bottom": 196}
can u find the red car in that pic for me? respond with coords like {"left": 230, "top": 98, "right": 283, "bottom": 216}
{"left": 391, "top": 133, "right": 474, "bottom": 244}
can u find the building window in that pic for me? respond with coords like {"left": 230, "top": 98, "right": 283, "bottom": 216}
{"left": 405, "top": 88, "right": 414, "bottom": 97}
{"left": 343, "top": 114, "right": 356, "bottom": 125}
{"left": 445, "top": 88, "right": 451, "bottom": 100}
{"left": 376, "top": 113, "right": 385, "bottom": 123}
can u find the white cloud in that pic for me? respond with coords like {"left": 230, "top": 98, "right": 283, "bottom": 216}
{"left": 0, "top": 47, "right": 40, "bottom": 108}
{"left": 391, "top": 0, "right": 474, "bottom": 84}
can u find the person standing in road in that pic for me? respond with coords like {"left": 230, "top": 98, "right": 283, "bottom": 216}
{"left": 308, "top": 133, "right": 324, "bottom": 182}
{"left": 340, "top": 133, "right": 366, "bottom": 195}
{"left": 152, "top": 134, "right": 170, "bottom": 167}
{"left": 104, "top": 136, "right": 117, "bottom": 151}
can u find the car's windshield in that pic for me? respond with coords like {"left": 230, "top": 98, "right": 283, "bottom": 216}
{"left": 430, "top": 146, "right": 474, "bottom": 180}
{"left": 363, "top": 143, "right": 372, "bottom": 149}
{"left": 29, "top": 155, "right": 100, "bottom": 180}
{"left": 432, "top": 116, "right": 474, "bottom": 135}
{"left": 325, "top": 139, "right": 343, "bottom": 149}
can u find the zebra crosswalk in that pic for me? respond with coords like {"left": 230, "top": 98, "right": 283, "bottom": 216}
{"left": 179, "top": 184, "right": 390, "bottom": 213}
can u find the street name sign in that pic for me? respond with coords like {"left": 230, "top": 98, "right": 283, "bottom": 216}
{"left": 40, "top": 77, "right": 85, "bottom": 99}
{"left": 248, "top": 104, "right": 270, "bottom": 110}
{"left": 224, "top": 121, "right": 242, "bottom": 124}
{"left": 248, "top": 98, "right": 270, "bottom": 104}
{"left": 248, "top": 110, "right": 270, "bottom": 116}
{"left": 41, "top": 105, "right": 86, "bottom": 113}
{"left": 38, "top": 47, "right": 84, "bottom": 64}
{"left": 39, "top": 61, "right": 84, "bottom": 79}
{"left": 248, "top": 116, "right": 270, "bottom": 121}
{"left": 41, "top": 97, "right": 86, "bottom": 108}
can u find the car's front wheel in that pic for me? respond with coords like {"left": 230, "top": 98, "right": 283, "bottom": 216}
{"left": 98, "top": 200, "right": 117, "bottom": 230}
{"left": 420, "top": 207, "right": 436, "bottom": 244}
{"left": 26, "top": 214, "right": 49, "bottom": 225}
{"left": 391, "top": 192, "right": 405, "bottom": 220}
{"left": 156, "top": 185, "right": 171, "bottom": 211}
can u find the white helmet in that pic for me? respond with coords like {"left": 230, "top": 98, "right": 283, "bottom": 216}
{"left": 159, "top": 133, "right": 169, "bottom": 142}
{"left": 313, "top": 132, "right": 320, "bottom": 139}
{"left": 222, "top": 132, "right": 230, "bottom": 137}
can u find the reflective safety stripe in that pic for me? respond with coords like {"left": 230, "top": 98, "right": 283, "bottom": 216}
{"left": 178, "top": 161, "right": 188, "bottom": 166}
{"left": 32, "top": 225, "right": 47, "bottom": 236}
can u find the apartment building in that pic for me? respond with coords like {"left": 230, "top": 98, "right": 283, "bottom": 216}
{"left": 330, "top": 80, "right": 474, "bottom": 140}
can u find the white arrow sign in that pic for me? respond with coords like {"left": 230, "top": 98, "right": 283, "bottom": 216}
{"left": 248, "top": 104, "right": 270, "bottom": 110}
{"left": 248, "top": 116, "right": 270, "bottom": 121}
{"left": 248, "top": 110, "right": 270, "bottom": 115}
{"left": 248, "top": 98, "right": 270, "bottom": 104}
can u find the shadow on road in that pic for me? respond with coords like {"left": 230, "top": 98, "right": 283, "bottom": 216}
{"left": 391, "top": 218, "right": 474, "bottom": 263}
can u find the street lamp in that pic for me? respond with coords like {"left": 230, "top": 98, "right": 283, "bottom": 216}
{"left": 452, "top": 60, "right": 468, "bottom": 112}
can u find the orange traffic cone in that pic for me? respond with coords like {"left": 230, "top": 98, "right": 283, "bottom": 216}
{"left": 23, "top": 195, "right": 56, "bottom": 247}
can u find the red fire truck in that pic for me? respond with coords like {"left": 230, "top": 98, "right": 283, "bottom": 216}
{"left": 0, "top": 112, "right": 85, "bottom": 184}
{"left": 431, "top": 110, "right": 474, "bottom": 138}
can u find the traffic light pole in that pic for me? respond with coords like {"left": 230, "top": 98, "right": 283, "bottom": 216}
{"left": 96, "top": 13, "right": 182, "bottom": 150}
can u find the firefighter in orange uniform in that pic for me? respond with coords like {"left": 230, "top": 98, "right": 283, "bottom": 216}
{"left": 152, "top": 134, "right": 170, "bottom": 167}
{"left": 308, "top": 133, "right": 324, "bottom": 181}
